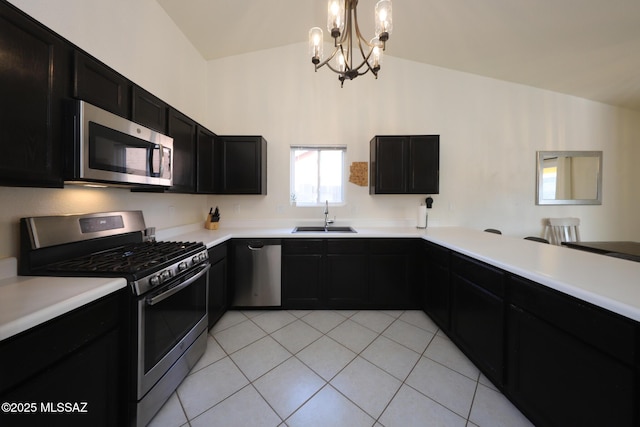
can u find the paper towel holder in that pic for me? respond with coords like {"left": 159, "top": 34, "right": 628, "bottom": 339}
{"left": 417, "top": 197, "right": 434, "bottom": 229}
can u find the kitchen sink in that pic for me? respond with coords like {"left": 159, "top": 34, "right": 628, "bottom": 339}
{"left": 292, "top": 226, "right": 357, "bottom": 233}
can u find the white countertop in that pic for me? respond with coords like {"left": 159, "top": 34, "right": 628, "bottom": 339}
{"left": 423, "top": 227, "right": 640, "bottom": 322}
{"left": 163, "top": 223, "right": 640, "bottom": 323}
{"left": 159, "top": 223, "right": 428, "bottom": 248}
{"left": 2, "top": 223, "right": 638, "bottom": 342}
{"left": 0, "top": 257, "right": 127, "bottom": 340}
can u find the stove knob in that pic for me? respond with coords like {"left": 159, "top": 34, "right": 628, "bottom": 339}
{"left": 150, "top": 275, "right": 160, "bottom": 287}
{"left": 192, "top": 255, "right": 200, "bottom": 264}
{"left": 161, "top": 270, "right": 172, "bottom": 281}
{"left": 178, "top": 261, "right": 188, "bottom": 272}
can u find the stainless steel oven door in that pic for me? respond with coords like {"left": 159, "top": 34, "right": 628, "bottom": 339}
{"left": 137, "top": 262, "right": 209, "bottom": 399}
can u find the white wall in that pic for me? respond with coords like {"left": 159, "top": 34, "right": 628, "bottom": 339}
{"left": 1, "top": 1, "right": 639, "bottom": 261}
{"left": 7, "top": 0, "right": 208, "bottom": 123}
{"left": 205, "top": 43, "right": 640, "bottom": 240}
{"left": 0, "top": 0, "right": 210, "bottom": 259}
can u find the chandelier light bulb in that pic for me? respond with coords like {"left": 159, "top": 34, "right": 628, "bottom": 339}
{"left": 310, "top": 0, "right": 392, "bottom": 86}
{"left": 370, "top": 38, "right": 382, "bottom": 71}
{"left": 375, "top": 0, "right": 392, "bottom": 42}
{"left": 337, "top": 50, "right": 347, "bottom": 73}
{"left": 309, "top": 27, "right": 324, "bottom": 64}
{"left": 327, "top": 0, "right": 345, "bottom": 38}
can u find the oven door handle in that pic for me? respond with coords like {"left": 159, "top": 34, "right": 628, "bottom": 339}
{"left": 146, "top": 263, "right": 210, "bottom": 306}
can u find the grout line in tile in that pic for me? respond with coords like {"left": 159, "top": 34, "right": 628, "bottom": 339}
{"left": 247, "top": 382, "right": 285, "bottom": 426}
{"left": 188, "top": 311, "right": 519, "bottom": 427}
{"left": 400, "top": 380, "right": 470, "bottom": 425}
{"left": 464, "top": 372, "right": 482, "bottom": 426}
{"left": 371, "top": 329, "right": 437, "bottom": 424}
{"left": 223, "top": 351, "right": 293, "bottom": 423}
{"left": 297, "top": 310, "right": 350, "bottom": 335}
{"left": 326, "top": 375, "right": 383, "bottom": 423}
{"left": 281, "top": 382, "right": 332, "bottom": 426}
{"left": 395, "top": 315, "right": 440, "bottom": 335}
{"left": 174, "top": 390, "right": 190, "bottom": 426}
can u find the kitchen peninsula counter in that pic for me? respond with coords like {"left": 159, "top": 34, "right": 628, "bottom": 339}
{"left": 161, "top": 224, "right": 640, "bottom": 322}
{"left": 3, "top": 224, "right": 639, "bottom": 341}
{"left": 0, "top": 257, "right": 126, "bottom": 340}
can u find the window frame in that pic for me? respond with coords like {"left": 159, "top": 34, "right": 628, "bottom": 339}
{"left": 289, "top": 145, "right": 347, "bottom": 207}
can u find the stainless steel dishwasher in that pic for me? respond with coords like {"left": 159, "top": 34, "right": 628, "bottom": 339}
{"left": 232, "top": 239, "right": 282, "bottom": 307}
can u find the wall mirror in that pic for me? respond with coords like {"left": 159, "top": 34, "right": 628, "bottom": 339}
{"left": 536, "top": 151, "right": 602, "bottom": 205}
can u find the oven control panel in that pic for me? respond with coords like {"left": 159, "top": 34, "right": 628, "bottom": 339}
{"left": 133, "top": 249, "right": 209, "bottom": 295}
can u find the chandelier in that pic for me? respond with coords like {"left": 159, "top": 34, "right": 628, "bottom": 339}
{"left": 309, "top": 0, "right": 393, "bottom": 87}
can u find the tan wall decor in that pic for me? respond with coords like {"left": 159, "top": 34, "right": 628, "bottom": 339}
{"left": 349, "top": 162, "right": 368, "bottom": 186}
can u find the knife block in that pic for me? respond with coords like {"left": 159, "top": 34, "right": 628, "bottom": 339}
{"left": 204, "top": 215, "right": 219, "bottom": 230}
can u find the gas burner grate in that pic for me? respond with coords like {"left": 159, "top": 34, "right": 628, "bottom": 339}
{"left": 47, "top": 241, "right": 202, "bottom": 275}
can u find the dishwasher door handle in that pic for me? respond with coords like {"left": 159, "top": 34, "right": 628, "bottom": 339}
{"left": 248, "top": 241, "right": 264, "bottom": 250}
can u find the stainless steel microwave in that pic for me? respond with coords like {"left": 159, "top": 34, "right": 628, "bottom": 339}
{"left": 65, "top": 100, "right": 173, "bottom": 187}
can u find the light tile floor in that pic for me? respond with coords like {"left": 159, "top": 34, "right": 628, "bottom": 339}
{"left": 148, "top": 310, "right": 535, "bottom": 427}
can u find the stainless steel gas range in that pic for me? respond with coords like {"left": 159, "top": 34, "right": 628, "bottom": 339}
{"left": 19, "top": 211, "right": 209, "bottom": 427}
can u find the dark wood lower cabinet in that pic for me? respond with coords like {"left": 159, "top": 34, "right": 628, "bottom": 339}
{"left": 282, "top": 240, "right": 323, "bottom": 308}
{"left": 508, "top": 304, "right": 635, "bottom": 427}
{"left": 423, "top": 241, "right": 451, "bottom": 329}
{"left": 282, "top": 238, "right": 420, "bottom": 310}
{"left": 370, "top": 239, "right": 419, "bottom": 308}
{"left": 326, "top": 240, "right": 368, "bottom": 308}
{"left": 0, "top": 291, "right": 126, "bottom": 427}
{"left": 450, "top": 254, "right": 505, "bottom": 386}
{"left": 1, "top": 330, "right": 120, "bottom": 427}
{"left": 422, "top": 241, "right": 640, "bottom": 427}
{"left": 207, "top": 243, "right": 228, "bottom": 329}
{"left": 451, "top": 275, "right": 505, "bottom": 386}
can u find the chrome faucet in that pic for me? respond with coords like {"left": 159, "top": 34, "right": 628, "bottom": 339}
{"left": 323, "top": 200, "right": 334, "bottom": 230}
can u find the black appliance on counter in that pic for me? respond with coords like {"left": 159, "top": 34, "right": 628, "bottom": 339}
{"left": 19, "top": 211, "right": 209, "bottom": 427}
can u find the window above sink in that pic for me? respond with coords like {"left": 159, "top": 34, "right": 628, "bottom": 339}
{"left": 290, "top": 146, "right": 346, "bottom": 206}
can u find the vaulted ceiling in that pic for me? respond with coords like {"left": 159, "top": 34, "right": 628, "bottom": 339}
{"left": 156, "top": 0, "right": 640, "bottom": 111}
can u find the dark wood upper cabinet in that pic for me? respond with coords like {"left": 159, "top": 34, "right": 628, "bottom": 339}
{"left": 217, "top": 136, "right": 267, "bottom": 194}
{"left": 408, "top": 135, "right": 439, "bottom": 193}
{"left": 0, "top": 1, "right": 70, "bottom": 187}
{"left": 370, "top": 135, "right": 439, "bottom": 194}
{"left": 131, "top": 86, "right": 167, "bottom": 133}
{"left": 73, "top": 50, "right": 130, "bottom": 118}
{"left": 167, "top": 108, "right": 197, "bottom": 193}
{"left": 1, "top": 2, "right": 269, "bottom": 194}
{"left": 196, "top": 125, "right": 217, "bottom": 194}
